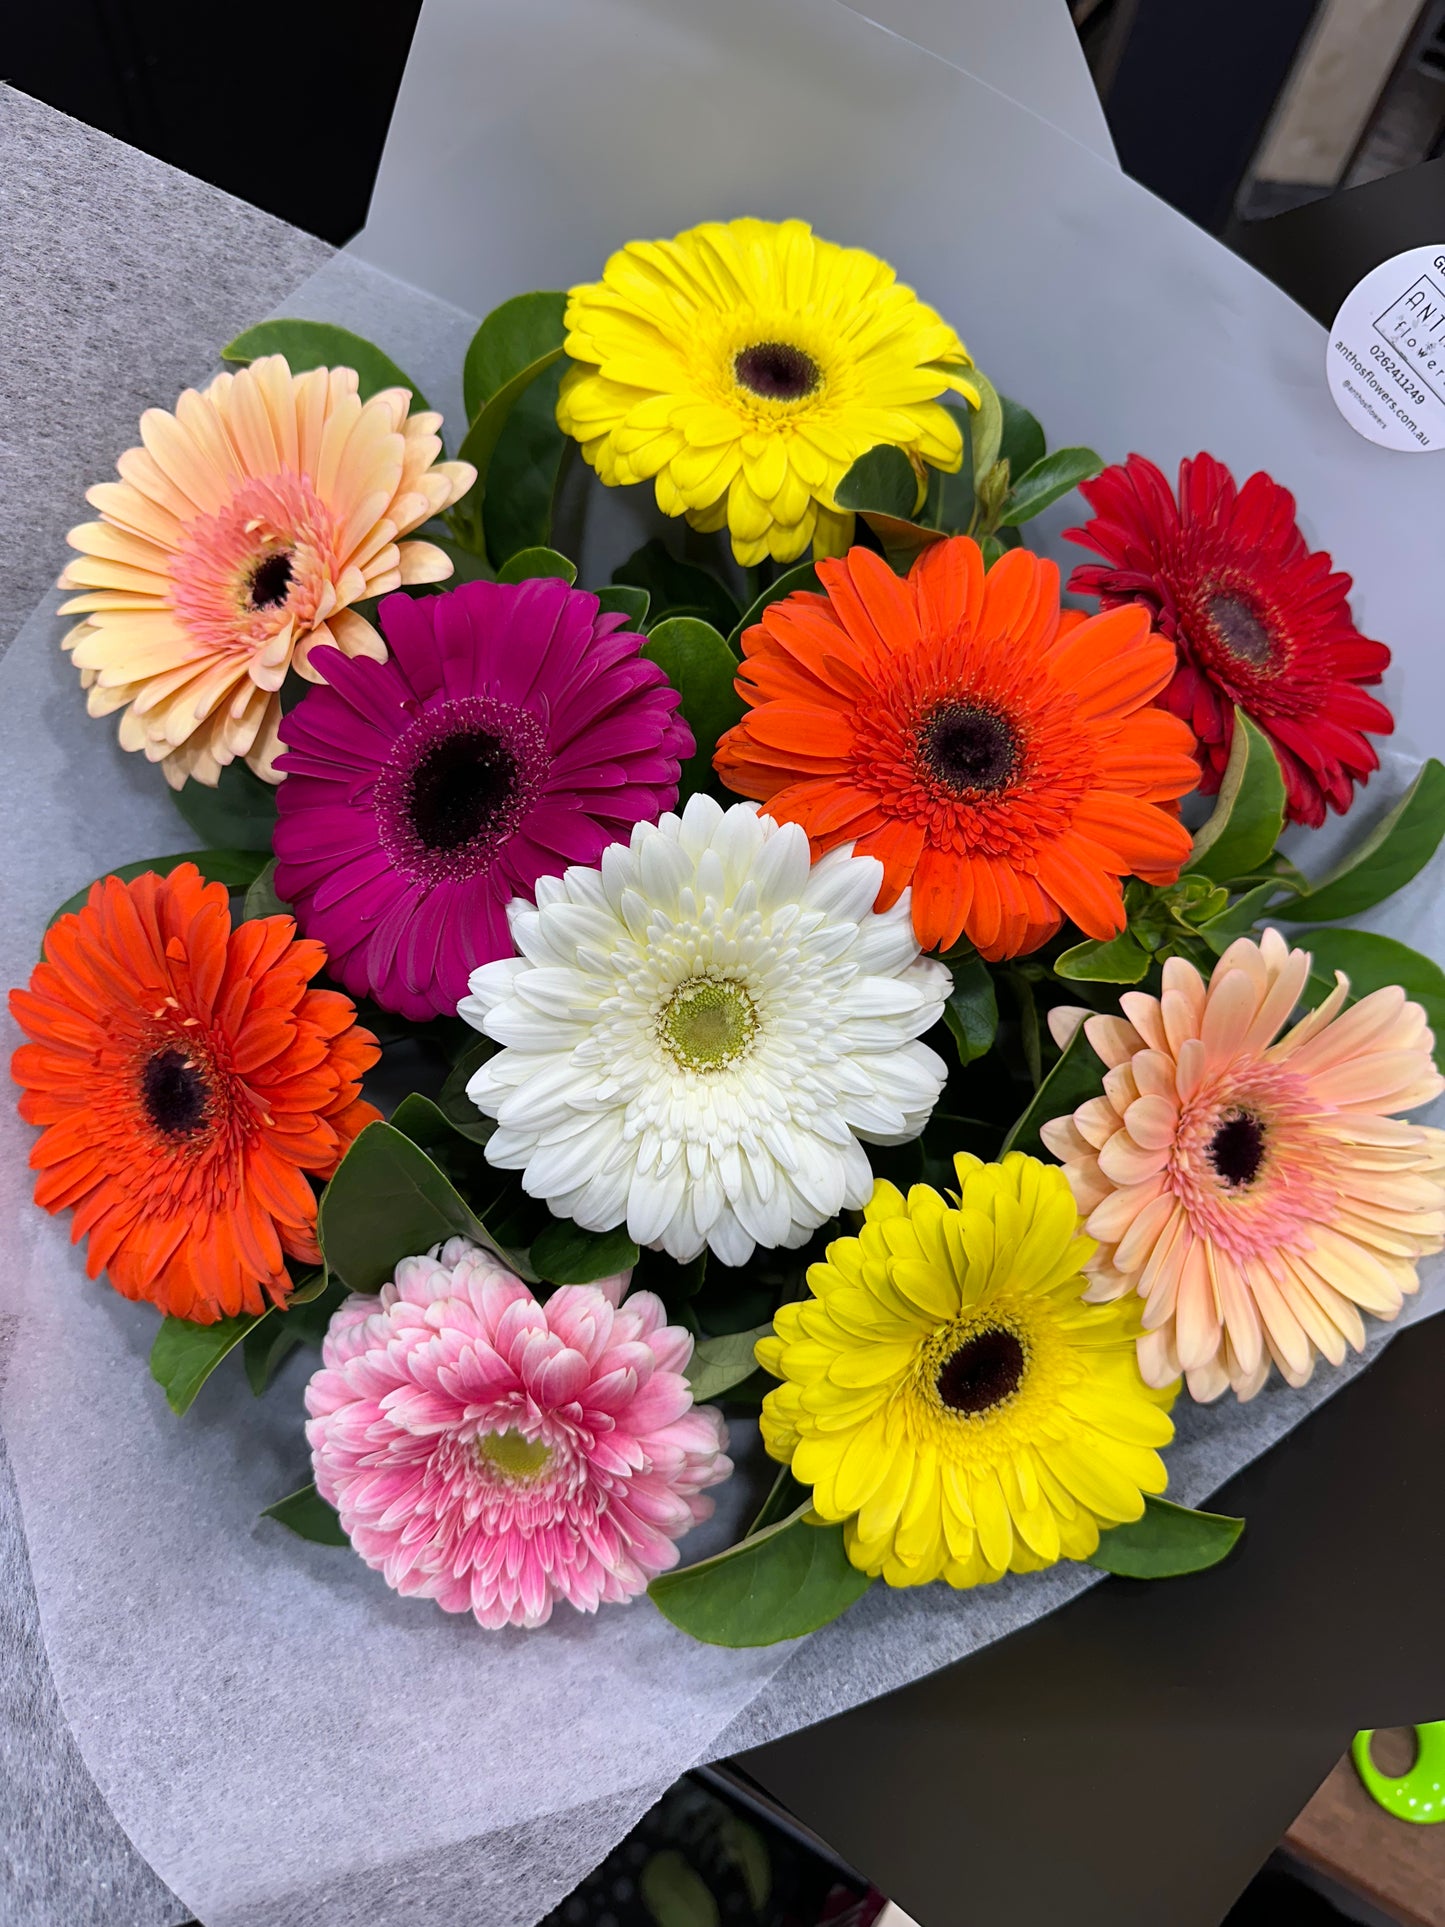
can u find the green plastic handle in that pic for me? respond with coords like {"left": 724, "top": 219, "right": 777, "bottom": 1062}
{"left": 1353, "top": 1724, "right": 1445, "bottom": 1825}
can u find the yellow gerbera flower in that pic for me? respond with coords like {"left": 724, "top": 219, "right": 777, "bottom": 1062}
{"left": 557, "top": 218, "right": 978, "bottom": 568}
{"left": 757, "top": 1153, "right": 1177, "bottom": 1589}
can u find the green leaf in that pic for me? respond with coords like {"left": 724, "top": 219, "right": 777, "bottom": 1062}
{"left": 461, "top": 290, "right": 568, "bottom": 423}
{"left": 318, "top": 1120, "right": 497, "bottom": 1294}
{"left": 242, "top": 1276, "right": 345, "bottom": 1395}
{"left": 639, "top": 1850, "right": 719, "bottom": 1927}
{"left": 748, "top": 1463, "right": 808, "bottom": 1536}
{"left": 965, "top": 371, "right": 1004, "bottom": 485}
{"left": 594, "top": 584, "right": 651, "bottom": 628}
{"left": 496, "top": 544, "right": 577, "bottom": 585}
{"left": 1291, "top": 759, "right": 1445, "bottom": 922}
{"left": 1088, "top": 1495, "right": 1244, "bottom": 1578}
{"left": 613, "top": 541, "right": 740, "bottom": 634}
{"left": 1189, "top": 711, "right": 1287, "bottom": 883}
{"left": 240, "top": 858, "right": 290, "bottom": 923}
{"left": 150, "top": 1310, "right": 264, "bottom": 1416}
{"left": 686, "top": 1326, "right": 772, "bottom": 1402}
{"left": 171, "top": 759, "right": 278, "bottom": 852}
{"left": 1002, "top": 1021, "right": 1106, "bottom": 1159}
{"left": 835, "top": 444, "right": 922, "bottom": 519}
{"left": 485, "top": 362, "right": 569, "bottom": 566}
{"left": 641, "top": 617, "right": 744, "bottom": 802}
{"left": 530, "top": 1217, "right": 640, "bottom": 1286}
{"left": 1296, "top": 929, "right": 1445, "bottom": 1071}
{"left": 1000, "top": 446, "right": 1104, "bottom": 526}
{"left": 1195, "top": 878, "right": 1294, "bottom": 955}
{"left": 857, "top": 510, "right": 946, "bottom": 570}
{"left": 926, "top": 403, "right": 974, "bottom": 534}
{"left": 648, "top": 1508, "right": 871, "bottom": 1647}
{"left": 437, "top": 1036, "right": 498, "bottom": 1144}
{"left": 453, "top": 345, "right": 566, "bottom": 541}
{"left": 997, "top": 394, "right": 1046, "bottom": 483}
{"left": 46, "top": 849, "right": 268, "bottom": 931}
{"left": 943, "top": 954, "right": 998, "bottom": 1065}
{"left": 726, "top": 562, "right": 819, "bottom": 652}
{"left": 222, "top": 320, "right": 430, "bottom": 412}
{"left": 261, "top": 1483, "right": 349, "bottom": 1546}
{"left": 1055, "top": 929, "right": 1152, "bottom": 984}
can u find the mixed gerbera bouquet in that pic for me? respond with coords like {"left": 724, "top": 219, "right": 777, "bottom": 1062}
{"left": 12, "top": 216, "right": 1445, "bottom": 1645}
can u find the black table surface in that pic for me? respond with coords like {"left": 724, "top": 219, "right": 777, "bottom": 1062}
{"left": 740, "top": 1313, "right": 1445, "bottom": 1926}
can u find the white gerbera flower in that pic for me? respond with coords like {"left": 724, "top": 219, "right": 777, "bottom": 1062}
{"left": 460, "top": 796, "right": 950, "bottom": 1266}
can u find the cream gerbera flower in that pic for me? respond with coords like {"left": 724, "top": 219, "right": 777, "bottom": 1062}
{"left": 59, "top": 355, "right": 475, "bottom": 788}
{"left": 757, "top": 1154, "right": 1176, "bottom": 1588}
{"left": 557, "top": 217, "right": 978, "bottom": 567}
{"left": 459, "top": 795, "right": 950, "bottom": 1266}
{"left": 1040, "top": 931, "right": 1445, "bottom": 1402}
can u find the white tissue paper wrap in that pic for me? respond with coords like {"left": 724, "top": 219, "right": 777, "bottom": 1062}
{"left": 2, "top": 2, "right": 1445, "bottom": 1924}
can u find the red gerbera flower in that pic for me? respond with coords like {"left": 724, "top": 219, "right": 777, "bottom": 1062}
{"left": 1065, "top": 452, "right": 1393, "bottom": 828}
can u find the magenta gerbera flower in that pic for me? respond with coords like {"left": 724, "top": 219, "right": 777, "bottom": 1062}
{"left": 273, "top": 579, "right": 692, "bottom": 1018}
{"left": 305, "top": 1238, "right": 732, "bottom": 1629}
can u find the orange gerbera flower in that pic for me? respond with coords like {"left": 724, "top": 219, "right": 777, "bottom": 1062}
{"left": 10, "top": 864, "right": 380, "bottom": 1323}
{"left": 714, "top": 538, "right": 1200, "bottom": 958}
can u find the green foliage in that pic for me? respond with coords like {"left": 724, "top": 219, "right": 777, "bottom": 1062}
{"left": 927, "top": 404, "right": 975, "bottom": 534}
{"left": 639, "top": 1851, "right": 720, "bottom": 1927}
{"left": 261, "top": 1483, "right": 348, "bottom": 1546}
{"left": 748, "top": 1465, "right": 808, "bottom": 1536}
{"left": 613, "top": 540, "right": 740, "bottom": 633}
{"left": 486, "top": 366, "right": 570, "bottom": 566}
{"left": 1088, "top": 1496, "right": 1244, "bottom": 1578}
{"left": 943, "top": 953, "right": 999, "bottom": 1065}
{"left": 641, "top": 617, "right": 745, "bottom": 801}
{"left": 171, "top": 760, "right": 279, "bottom": 852}
{"left": 239, "top": 858, "right": 290, "bottom": 923}
{"left": 648, "top": 1508, "right": 870, "bottom": 1646}
{"left": 963, "top": 371, "right": 1004, "bottom": 484}
{"left": 1054, "top": 928, "right": 1152, "bottom": 984}
{"left": 1297, "top": 929, "right": 1445, "bottom": 1071}
{"left": 686, "top": 1326, "right": 772, "bottom": 1401}
{"left": 461, "top": 290, "right": 568, "bottom": 423}
{"left": 1189, "top": 711, "right": 1286, "bottom": 882}
{"left": 497, "top": 545, "right": 577, "bottom": 585}
{"left": 1002, "top": 1022, "right": 1106, "bottom": 1159}
{"left": 594, "top": 584, "right": 651, "bottom": 628}
{"left": 997, "top": 394, "right": 1046, "bottom": 482}
{"left": 437, "top": 1036, "right": 498, "bottom": 1145}
{"left": 242, "top": 1277, "right": 346, "bottom": 1395}
{"left": 726, "top": 562, "right": 820, "bottom": 651}
{"left": 834, "top": 444, "right": 922, "bottom": 519}
{"left": 454, "top": 346, "right": 566, "bottom": 547}
{"left": 319, "top": 1120, "right": 504, "bottom": 1294}
{"left": 150, "top": 1311, "right": 264, "bottom": 1415}
{"left": 47, "top": 849, "right": 267, "bottom": 932}
{"left": 424, "top": 532, "right": 495, "bottom": 584}
{"left": 530, "top": 1218, "right": 640, "bottom": 1286}
{"left": 998, "top": 446, "right": 1104, "bottom": 527}
{"left": 1292, "top": 758, "right": 1445, "bottom": 922}
{"left": 222, "top": 320, "right": 429, "bottom": 413}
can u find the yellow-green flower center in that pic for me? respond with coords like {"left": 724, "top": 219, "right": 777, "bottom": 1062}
{"left": 478, "top": 1429, "right": 552, "bottom": 1479}
{"left": 659, "top": 976, "right": 758, "bottom": 1073}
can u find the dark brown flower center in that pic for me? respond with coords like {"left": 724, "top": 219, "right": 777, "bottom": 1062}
{"left": 1208, "top": 1108, "right": 1267, "bottom": 1188}
{"left": 936, "top": 1328, "right": 1026, "bottom": 1415}
{"left": 734, "top": 341, "right": 820, "bottom": 402}
{"left": 141, "top": 1047, "right": 210, "bottom": 1137}
{"left": 1207, "top": 592, "right": 1274, "bottom": 668}
{"left": 919, "top": 702, "right": 1019, "bottom": 794}
{"left": 248, "top": 550, "right": 295, "bottom": 610}
{"left": 407, "top": 728, "right": 518, "bottom": 852}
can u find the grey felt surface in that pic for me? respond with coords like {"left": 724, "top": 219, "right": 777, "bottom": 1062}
{"left": 0, "top": 87, "right": 329, "bottom": 1927}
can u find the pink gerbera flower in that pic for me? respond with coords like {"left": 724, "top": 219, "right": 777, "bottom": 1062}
{"left": 273, "top": 578, "right": 693, "bottom": 1019}
{"left": 1040, "top": 932, "right": 1445, "bottom": 1402}
{"left": 304, "top": 1238, "right": 731, "bottom": 1629}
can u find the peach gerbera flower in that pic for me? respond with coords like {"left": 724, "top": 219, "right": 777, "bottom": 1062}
{"left": 1040, "top": 931, "right": 1445, "bottom": 1402}
{"left": 58, "top": 355, "right": 475, "bottom": 788}
{"left": 713, "top": 538, "right": 1199, "bottom": 959}
{"left": 9, "top": 864, "right": 381, "bottom": 1323}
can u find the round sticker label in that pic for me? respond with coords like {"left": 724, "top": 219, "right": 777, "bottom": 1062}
{"left": 1327, "top": 244, "right": 1445, "bottom": 452}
